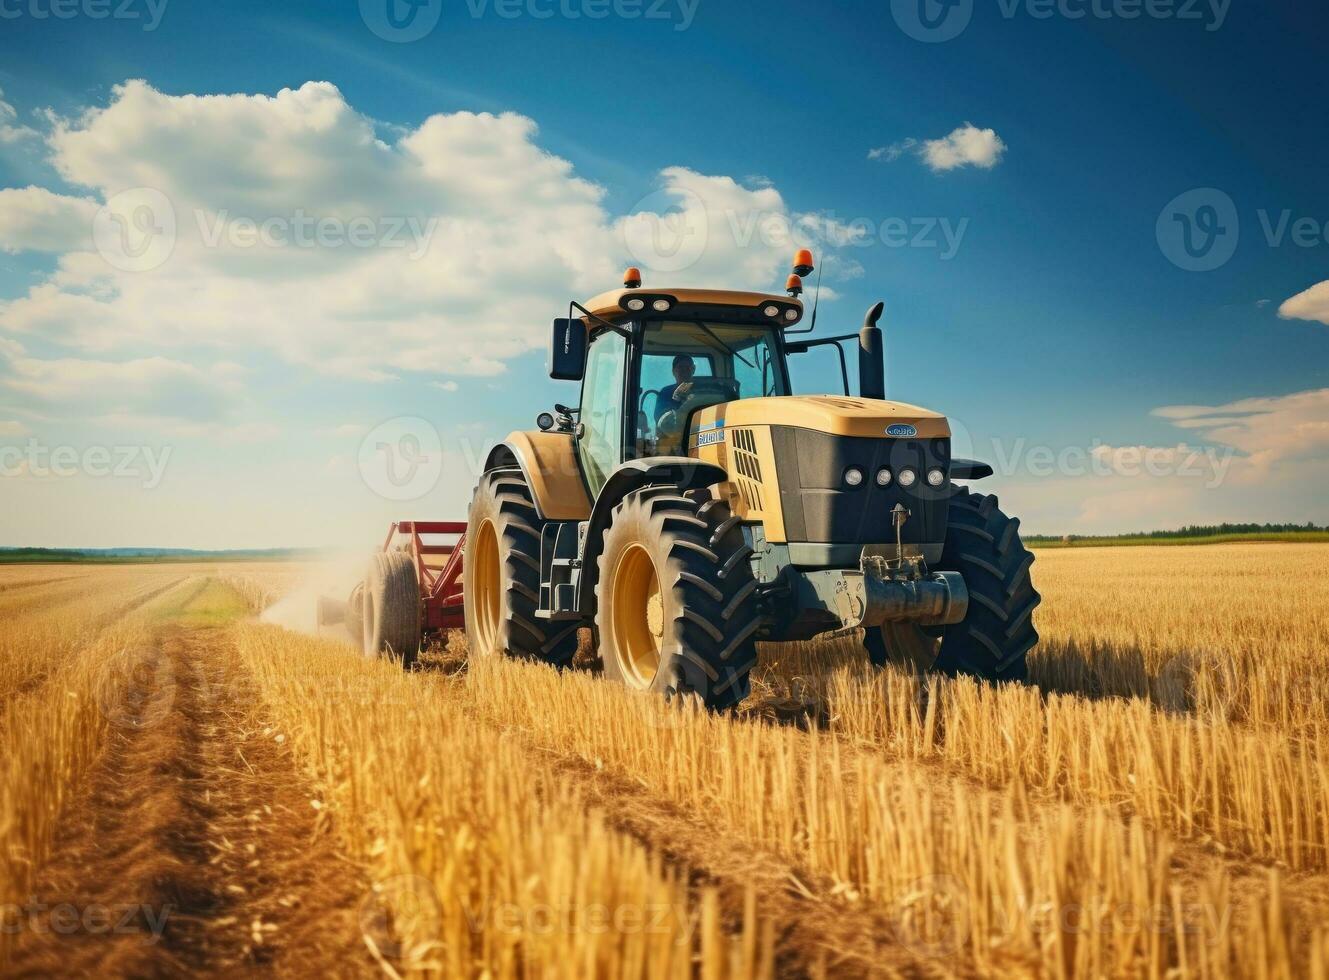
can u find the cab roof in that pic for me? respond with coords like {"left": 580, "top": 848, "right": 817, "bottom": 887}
{"left": 581, "top": 288, "right": 805, "bottom": 329}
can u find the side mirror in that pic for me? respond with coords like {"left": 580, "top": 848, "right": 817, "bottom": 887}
{"left": 548, "top": 318, "right": 587, "bottom": 381}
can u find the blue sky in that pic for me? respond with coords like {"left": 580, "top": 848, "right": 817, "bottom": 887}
{"left": 0, "top": 0, "right": 1325, "bottom": 547}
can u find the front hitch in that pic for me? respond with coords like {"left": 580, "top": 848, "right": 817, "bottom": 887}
{"left": 794, "top": 551, "right": 969, "bottom": 634}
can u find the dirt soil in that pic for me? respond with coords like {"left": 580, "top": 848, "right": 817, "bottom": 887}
{"left": 5, "top": 625, "right": 378, "bottom": 979}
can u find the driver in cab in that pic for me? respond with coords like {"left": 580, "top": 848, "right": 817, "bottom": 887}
{"left": 654, "top": 355, "right": 696, "bottom": 424}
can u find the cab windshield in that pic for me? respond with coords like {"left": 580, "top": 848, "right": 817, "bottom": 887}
{"left": 635, "top": 320, "right": 788, "bottom": 457}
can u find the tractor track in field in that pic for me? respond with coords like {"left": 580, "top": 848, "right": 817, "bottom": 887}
{"left": 531, "top": 747, "right": 976, "bottom": 979}
{"left": 0, "top": 574, "right": 82, "bottom": 595}
{"left": 0, "top": 577, "right": 194, "bottom": 712}
{"left": 462, "top": 653, "right": 1329, "bottom": 974}
{"left": 5, "top": 625, "right": 377, "bottom": 979}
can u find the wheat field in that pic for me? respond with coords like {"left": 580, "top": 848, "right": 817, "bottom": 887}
{"left": 1, "top": 544, "right": 1327, "bottom": 978}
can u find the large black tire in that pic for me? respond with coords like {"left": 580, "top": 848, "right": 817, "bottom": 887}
{"left": 463, "top": 471, "right": 580, "bottom": 666}
{"left": 363, "top": 551, "right": 421, "bottom": 669}
{"left": 596, "top": 487, "right": 760, "bottom": 710}
{"left": 865, "top": 488, "right": 1039, "bottom": 682}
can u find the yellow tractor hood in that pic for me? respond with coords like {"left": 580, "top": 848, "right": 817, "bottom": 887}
{"left": 699, "top": 396, "right": 950, "bottom": 440}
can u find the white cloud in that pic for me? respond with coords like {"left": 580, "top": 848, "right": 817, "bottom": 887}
{"left": 1151, "top": 388, "right": 1329, "bottom": 476}
{"left": 981, "top": 388, "right": 1329, "bottom": 534}
{"left": 871, "top": 124, "right": 1006, "bottom": 173}
{"left": 431, "top": 381, "right": 459, "bottom": 392}
{"left": 0, "top": 187, "right": 98, "bottom": 253}
{"left": 0, "top": 420, "right": 28, "bottom": 436}
{"left": 1279, "top": 281, "right": 1329, "bottom": 326}
{"left": 318, "top": 423, "right": 370, "bottom": 437}
{"left": 0, "top": 90, "right": 38, "bottom": 144}
{"left": 868, "top": 139, "right": 917, "bottom": 163}
{"left": 921, "top": 124, "right": 1006, "bottom": 172}
{"left": 0, "top": 352, "right": 244, "bottom": 424}
{"left": 0, "top": 81, "right": 829, "bottom": 390}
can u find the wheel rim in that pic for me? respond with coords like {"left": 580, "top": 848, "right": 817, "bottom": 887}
{"left": 881, "top": 623, "right": 942, "bottom": 673}
{"left": 609, "top": 544, "right": 663, "bottom": 689}
{"left": 471, "top": 519, "right": 501, "bottom": 655}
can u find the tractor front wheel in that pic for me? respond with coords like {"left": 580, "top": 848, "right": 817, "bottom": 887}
{"left": 596, "top": 488, "right": 760, "bottom": 710}
{"left": 865, "top": 487, "right": 1039, "bottom": 682}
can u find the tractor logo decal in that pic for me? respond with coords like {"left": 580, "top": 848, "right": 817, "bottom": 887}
{"left": 696, "top": 426, "right": 725, "bottom": 447}
{"left": 886, "top": 423, "right": 918, "bottom": 438}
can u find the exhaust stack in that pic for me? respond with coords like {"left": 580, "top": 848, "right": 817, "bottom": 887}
{"left": 858, "top": 301, "right": 886, "bottom": 400}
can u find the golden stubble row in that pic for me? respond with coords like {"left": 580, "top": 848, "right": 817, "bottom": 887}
{"left": 1028, "top": 544, "right": 1329, "bottom": 734}
{"left": 234, "top": 624, "right": 772, "bottom": 980}
{"left": 448, "top": 641, "right": 1317, "bottom": 978}
{"left": 0, "top": 574, "right": 203, "bottom": 964}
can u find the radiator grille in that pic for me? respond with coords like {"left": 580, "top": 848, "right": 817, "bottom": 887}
{"left": 729, "top": 427, "right": 765, "bottom": 512}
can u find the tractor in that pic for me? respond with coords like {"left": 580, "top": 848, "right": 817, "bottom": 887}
{"left": 330, "top": 251, "right": 1040, "bottom": 708}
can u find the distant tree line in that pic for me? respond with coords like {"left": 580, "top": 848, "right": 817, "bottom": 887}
{"left": 1029, "top": 522, "right": 1327, "bottom": 543}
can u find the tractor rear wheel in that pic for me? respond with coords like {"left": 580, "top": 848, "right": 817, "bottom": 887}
{"left": 463, "top": 471, "right": 580, "bottom": 666}
{"left": 363, "top": 551, "right": 421, "bottom": 669}
{"left": 865, "top": 488, "right": 1039, "bottom": 682}
{"left": 596, "top": 488, "right": 760, "bottom": 710}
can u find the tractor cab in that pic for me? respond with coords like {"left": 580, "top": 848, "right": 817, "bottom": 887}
{"left": 551, "top": 279, "right": 803, "bottom": 495}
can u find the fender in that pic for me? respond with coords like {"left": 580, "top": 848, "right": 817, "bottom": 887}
{"left": 574, "top": 457, "right": 728, "bottom": 615}
{"left": 951, "top": 459, "right": 994, "bottom": 480}
{"left": 484, "top": 431, "right": 591, "bottom": 521}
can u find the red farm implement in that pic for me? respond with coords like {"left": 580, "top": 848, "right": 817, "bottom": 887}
{"left": 317, "top": 521, "right": 466, "bottom": 664}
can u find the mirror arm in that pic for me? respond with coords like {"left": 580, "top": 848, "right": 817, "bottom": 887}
{"left": 570, "top": 300, "right": 631, "bottom": 340}
{"left": 785, "top": 335, "right": 854, "bottom": 395}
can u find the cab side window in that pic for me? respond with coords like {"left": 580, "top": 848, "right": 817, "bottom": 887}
{"left": 577, "top": 329, "right": 627, "bottom": 496}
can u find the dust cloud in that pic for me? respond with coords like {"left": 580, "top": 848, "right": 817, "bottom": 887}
{"left": 259, "top": 555, "right": 366, "bottom": 647}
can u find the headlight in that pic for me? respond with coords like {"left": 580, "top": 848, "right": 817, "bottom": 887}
{"left": 876, "top": 467, "right": 893, "bottom": 487}
{"left": 927, "top": 468, "right": 946, "bottom": 487}
{"left": 785, "top": 309, "right": 799, "bottom": 322}
{"left": 763, "top": 305, "right": 781, "bottom": 318}
{"left": 626, "top": 298, "right": 646, "bottom": 311}
{"left": 844, "top": 467, "right": 864, "bottom": 488}
{"left": 897, "top": 468, "right": 917, "bottom": 488}
{"left": 652, "top": 299, "right": 672, "bottom": 312}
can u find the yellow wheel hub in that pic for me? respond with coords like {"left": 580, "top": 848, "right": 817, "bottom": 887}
{"left": 610, "top": 543, "right": 663, "bottom": 688}
{"left": 471, "top": 519, "right": 500, "bottom": 655}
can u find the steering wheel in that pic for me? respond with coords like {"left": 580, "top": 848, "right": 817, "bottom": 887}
{"left": 655, "top": 380, "right": 739, "bottom": 453}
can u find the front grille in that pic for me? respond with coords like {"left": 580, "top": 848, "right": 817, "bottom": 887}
{"left": 771, "top": 428, "right": 951, "bottom": 546}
